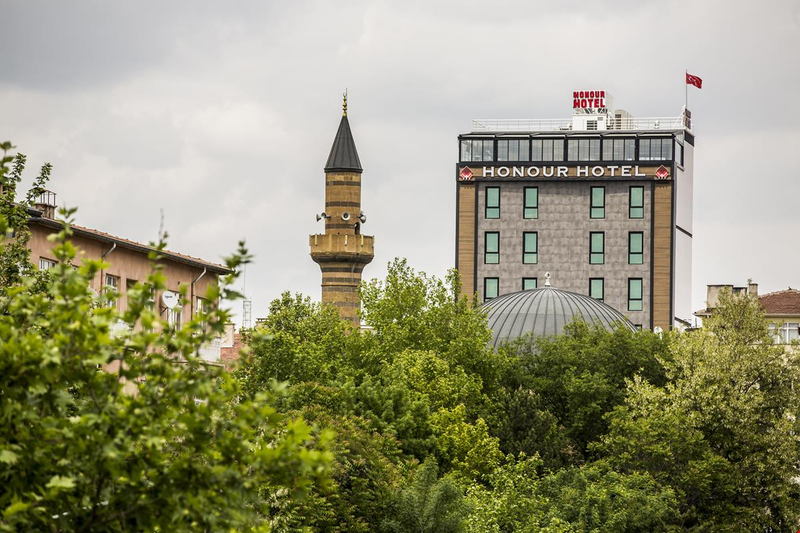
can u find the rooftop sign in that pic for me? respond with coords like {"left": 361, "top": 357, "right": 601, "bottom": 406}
{"left": 573, "top": 90, "right": 608, "bottom": 111}
{"left": 458, "top": 164, "right": 670, "bottom": 181}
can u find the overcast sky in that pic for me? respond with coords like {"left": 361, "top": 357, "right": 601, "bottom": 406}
{"left": 2, "top": 0, "right": 799, "bottom": 324}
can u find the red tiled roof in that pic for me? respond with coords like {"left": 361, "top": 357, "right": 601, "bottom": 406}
{"left": 30, "top": 217, "right": 230, "bottom": 274}
{"left": 759, "top": 289, "right": 800, "bottom": 315}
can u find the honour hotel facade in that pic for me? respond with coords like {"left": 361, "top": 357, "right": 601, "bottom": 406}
{"left": 455, "top": 92, "right": 695, "bottom": 330}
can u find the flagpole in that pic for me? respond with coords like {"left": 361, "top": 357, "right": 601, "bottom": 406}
{"left": 684, "top": 70, "right": 688, "bottom": 113}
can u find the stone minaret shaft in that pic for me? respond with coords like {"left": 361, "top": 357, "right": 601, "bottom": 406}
{"left": 309, "top": 97, "right": 374, "bottom": 323}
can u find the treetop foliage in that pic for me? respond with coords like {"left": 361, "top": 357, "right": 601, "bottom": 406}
{"left": 4, "top": 143, "right": 799, "bottom": 531}
{"left": 0, "top": 147, "right": 333, "bottom": 532}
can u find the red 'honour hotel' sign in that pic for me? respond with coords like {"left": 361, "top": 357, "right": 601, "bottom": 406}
{"left": 573, "top": 90, "right": 606, "bottom": 109}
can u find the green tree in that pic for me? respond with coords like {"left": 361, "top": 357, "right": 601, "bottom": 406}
{"left": 464, "top": 455, "right": 677, "bottom": 533}
{"left": 236, "top": 292, "right": 354, "bottom": 392}
{"left": 508, "top": 321, "right": 670, "bottom": 459}
{"left": 0, "top": 142, "right": 51, "bottom": 288}
{"left": 0, "top": 149, "right": 333, "bottom": 531}
{"left": 538, "top": 463, "right": 678, "bottom": 532}
{"left": 381, "top": 459, "right": 468, "bottom": 533}
{"left": 597, "top": 289, "right": 800, "bottom": 530}
{"left": 360, "top": 258, "right": 504, "bottom": 393}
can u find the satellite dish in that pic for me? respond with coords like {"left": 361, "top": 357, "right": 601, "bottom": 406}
{"left": 341, "top": 212, "right": 351, "bottom": 221}
{"left": 162, "top": 290, "right": 180, "bottom": 310}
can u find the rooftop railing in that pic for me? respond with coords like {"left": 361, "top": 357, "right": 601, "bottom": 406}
{"left": 471, "top": 116, "right": 690, "bottom": 133}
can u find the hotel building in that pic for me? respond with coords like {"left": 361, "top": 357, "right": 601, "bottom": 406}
{"left": 455, "top": 92, "right": 695, "bottom": 330}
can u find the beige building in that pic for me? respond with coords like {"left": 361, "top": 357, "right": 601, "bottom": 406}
{"left": 696, "top": 282, "right": 800, "bottom": 344}
{"left": 27, "top": 193, "right": 230, "bottom": 362}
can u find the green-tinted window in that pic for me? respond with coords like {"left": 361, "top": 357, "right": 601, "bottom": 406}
{"left": 485, "top": 232, "right": 499, "bottom": 264}
{"left": 523, "top": 232, "right": 538, "bottom": 264}
{"left": 589, "top": 278, "right": 604, "bottom": 301}
{"left": 523, "top": 278, "right": 537, "bottom": 290}
{"left": 590, "top": 187, "right": 605, "bottom": 219}
{"left": 485, "top": 187, "right": 500, "bottom": 219}
{"left": 590, "top": 232, "right": 604, "bottom": 264}
{"left": 628, "top": 278, "right": 643, "bottom": 311}
{"left": 484, "top": 278, "right": 499, "bottom": 301}
{"left": 630, "top": 186, "right": 644, "bottom": 218}
{"left": 524, "top": 187, "right": 538, "bottom": 219}
{"left": 629, "top": 232, "right": 644, "bottom": 264}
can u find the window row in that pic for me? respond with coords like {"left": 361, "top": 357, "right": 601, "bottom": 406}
{"left": 769, "top": 323, "right": 800, "bottom": 344}
{"left": 485, "top": 231, "right": 644, "bottom": 265}
{"left": 485, "top": 186, "right": 644, "bottom": 220}
{"left": 461, "top": 136, "right": 678, "bottom": 163}
{"left": 484, "top": 276, "right": 644, "bottom": 311}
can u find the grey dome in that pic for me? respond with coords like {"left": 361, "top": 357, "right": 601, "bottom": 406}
{"left": 481, "top": 287, "right": 636, "bottom": 349}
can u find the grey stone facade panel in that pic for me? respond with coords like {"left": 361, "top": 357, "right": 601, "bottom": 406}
{"left": 476, "top": 180, "right": 652, "bottom": 328}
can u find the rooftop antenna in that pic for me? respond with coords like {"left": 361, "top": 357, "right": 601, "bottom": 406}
{"left": 158, "top": 208, "right": 166, "bottom": 243}
{"left": 545, "top": 271, "right": 551, "bottom": 287}
{"left": 342, "top": 89, "right": 348, "bottom": 116}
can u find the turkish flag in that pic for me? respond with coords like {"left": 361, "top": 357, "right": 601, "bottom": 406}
{"left": 686, "top": 73, "right": 703, "bottom": 89}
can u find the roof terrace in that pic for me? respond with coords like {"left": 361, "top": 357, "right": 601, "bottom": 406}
{"left": 471, "top": 115, "right": 691, "bottom": 133}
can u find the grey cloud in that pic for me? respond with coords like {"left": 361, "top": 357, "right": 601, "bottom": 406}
{"left": 2, "top": 0, "right": 799, "bottom": 322}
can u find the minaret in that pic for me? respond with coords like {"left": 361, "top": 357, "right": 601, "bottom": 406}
{"left": 309, "top": 94, "right": 374, "bottom": 324}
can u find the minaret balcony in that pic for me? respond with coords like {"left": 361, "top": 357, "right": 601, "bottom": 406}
{"left": 309, "top": 233, "right": 374, "bottom": 264}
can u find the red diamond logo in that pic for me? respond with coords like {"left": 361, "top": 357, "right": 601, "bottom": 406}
{"left": 459, "top": 167, "right": 473, "bottom": 181}
{"left": 655, "top": 165, "right": 670, "bottom": 179}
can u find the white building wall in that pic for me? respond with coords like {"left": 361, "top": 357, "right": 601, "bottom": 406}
{"left": 673, "top": 137, "right": 694, "bottom": 326}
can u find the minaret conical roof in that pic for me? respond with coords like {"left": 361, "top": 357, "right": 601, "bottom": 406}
{"left": 324, "top": 114, "right": 362, "bottom": 173}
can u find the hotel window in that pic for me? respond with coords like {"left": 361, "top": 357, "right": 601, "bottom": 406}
{"left": 39, "top": 257, "right": 57, "bottom": 270}
{"left": 522, "top": 278, "right": 538, "bottom": 290}
{"left": 524, "top": 187, "right": 538, "bottom": 219}
{"left": 590, "top": 232, "right": 604, "bottom": 264}
{"left": 590, "top": 187, "right": 605, "bottom": 219}
{"left": 523, "top": 232, "right": 538, "bottom": 264}
{"left": 485, "top": 187, "right": 500, "bottom": 219}
{"left": 628, "top": 278, "right": 643, "bottom": 311}
{"left": 497, "top": 139, "right": 530, "bottom": 162}
{"left": 629, "top": 232, "right": 644, "bottom": 264}
{"left": 602, "top": 138, "right": 635, "bottom": 161}
{"left": 589, "top": 278, "right": 604, "bottom": 301}
{"left": 568, "top": 138, "right": 601, "bottom": 161}
{"left": 531, "top": 139, "right": 564, "bottom": 162}
{"left": 639, "top": 138, "right": 673, "bottom": 161}
{"left": 460, "top": 139, "right": 494, "bottom": 162}
{"left": 629, "top": 186, "right": 644, "bottom": 219}
{"left": 484, "top": 278, "right": 499, "bottom": 301}
{"left": 485, "top": 232, "right": 499, "bottom": 264}
{"left": 675, "top": 141, "right": 684, "bottom": 166}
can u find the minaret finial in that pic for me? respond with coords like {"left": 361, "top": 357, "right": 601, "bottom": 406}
{"left": 545, "top": 271, "right": 551, "bottom": 287}
{"left": 342, "top": 89, "right": 348, "bottom": 116}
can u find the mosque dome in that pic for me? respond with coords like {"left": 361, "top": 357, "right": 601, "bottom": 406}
{"left": 481, "top": 284, "right": 636, "bottom": 349}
